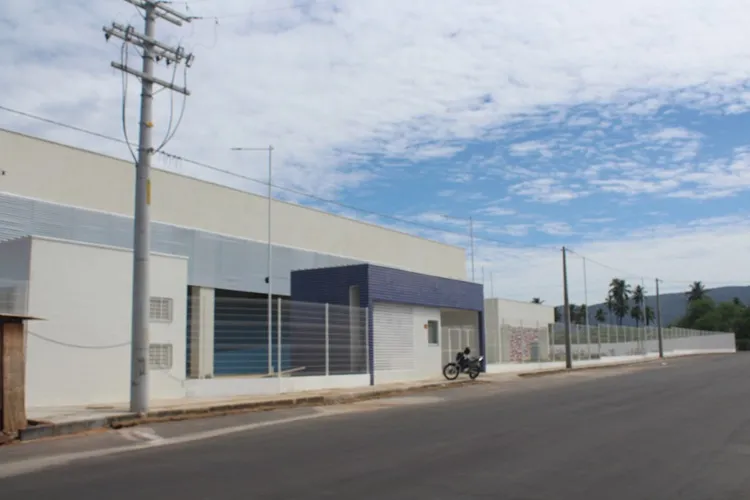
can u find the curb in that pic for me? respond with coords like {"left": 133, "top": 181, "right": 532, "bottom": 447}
{"left": 516, "top": 358, "right": 665, "bottom": 378}
{"left": 14, "top": 378, "right": 483, "bottom": 443}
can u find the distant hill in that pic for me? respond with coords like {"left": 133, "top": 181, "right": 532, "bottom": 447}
{"left": 557, "top": 286, "right": 750, "bottom": 327}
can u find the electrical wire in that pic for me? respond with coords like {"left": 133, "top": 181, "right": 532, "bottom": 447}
{"left": 156, "top": 64, "right": 189, "bottom": 152}
{"left": 120, "top": 42, "right": 139, "bottom": 163}
{"left": 27, "top": 331, "right": 130, "bottom": 349}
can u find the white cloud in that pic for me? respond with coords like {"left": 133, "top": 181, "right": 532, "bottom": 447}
{"left": 474, "top": 215, "right": 750, "bottom": 306}
{"left": 537, "top": 222, "right": 573, "bottom": 236}
{"left": 509, "top": 178, "right": 583, "bottom": 203}
{"left": 2, "top": 0, "right": 750, "bottom": 198}
{"left": 477, "top": 206, "right": 516, "bottom": 216}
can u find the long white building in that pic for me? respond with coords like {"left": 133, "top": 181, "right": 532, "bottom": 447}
{"left": 0, "top": 129, "right": 483, "bottom": 409}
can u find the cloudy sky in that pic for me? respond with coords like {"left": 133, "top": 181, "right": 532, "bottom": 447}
{"left": 1, "top": 0, "right": 749, "bottom": 305}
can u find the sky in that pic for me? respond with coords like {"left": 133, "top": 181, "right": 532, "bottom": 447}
{"left": 1, "top": 0, "right": 749, "bottom": 306}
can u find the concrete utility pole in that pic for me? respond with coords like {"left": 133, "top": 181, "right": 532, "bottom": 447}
{"left": 655, "top": 278, "right": 664, "bottom": 359}
{"left": 562, "top": 247, "right": 573, "bottom": 369}
{"left": 104, "top": 0, "right": 195, "bottom": 414}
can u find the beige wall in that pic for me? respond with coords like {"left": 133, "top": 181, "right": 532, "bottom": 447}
{"left": 0, "top": 130, "right": 466, "bottom": 279}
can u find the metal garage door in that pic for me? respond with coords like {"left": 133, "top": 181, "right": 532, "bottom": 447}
{"left": 372, "top": 302, "right": 415, "bottom": 373}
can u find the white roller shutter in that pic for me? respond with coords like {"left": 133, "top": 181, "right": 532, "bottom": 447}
{"left": 373, "top": 302, "right": 415, "bottom": 372}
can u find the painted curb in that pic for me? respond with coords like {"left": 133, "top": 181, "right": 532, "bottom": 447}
{"left": 13, "top": 378, "right": 484, "bottom": 443}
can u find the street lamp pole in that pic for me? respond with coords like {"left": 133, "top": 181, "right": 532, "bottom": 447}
{"left": 230, "top": 145, "right": 274, "bottom": 375}
{"left": 441, "top": 214, "right": 476, "bottom": 282}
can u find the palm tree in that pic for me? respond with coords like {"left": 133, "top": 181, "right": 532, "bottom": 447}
{"left": 645, "top": 306, "right": 655, "bottom": 326}
{"left": 686, "top": 281, "right": 706, "bottom": 303}
{"left": 531, "top": 297, "right": 544, "bottom": 304}
{"left": 630, "top": 305, "right": 643, "bottom": 327}
{"left": 595, "top": 308, "right": 606, "bottom": 324}
{"left": 605, "top": 294, "right": 615, "bottom": 324}
{"left": 579, "top": 304, "right": 588, "bottom": 325}
{"left": 608, "top": 278, "right": 631, "bottom": 325}
{"left": 632, "top": 285, "right": 646, "bottom": 326}
{"left": 732, "top": 297, "right": 743, "bottom": 307}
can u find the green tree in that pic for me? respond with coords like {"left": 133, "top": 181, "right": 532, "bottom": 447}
{"left": 630, "top": 305, "right": 643, "bottom": 327}
{"left": 645, "top": 306, "right": 655, "bottom": 326}
{"left": 595, "top": 308, "right": 606, "bottom": 323}
{"left": 578, "top": 304, "right": 588, "bottom": 325}
{"left": 631, "top": 285, "right": 646, "bottom": 326}
{"left": 608, "top": 278, "right": 631, "bottom": 325}
{"left": 686, "top": 281, "right": 707, "bottom": 303}
{"left": 531, "top": 297, "right": 544, "bottom": 304}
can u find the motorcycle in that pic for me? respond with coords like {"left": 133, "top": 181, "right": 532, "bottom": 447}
{"left": 443, "top": 347, "right": 483, "bottom": 381}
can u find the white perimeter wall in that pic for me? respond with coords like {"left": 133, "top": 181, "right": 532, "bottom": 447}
{"left": 0, "top": 130, "right": 466, "bottom": 279}
{"left": 484, "top": 298, "right": 555, "bottom": 364}
{"left": 0, "top": 236, "right": 189, "bottom": 408}
{"left": 484, "top": 298, "right": 555, "bottom": 327}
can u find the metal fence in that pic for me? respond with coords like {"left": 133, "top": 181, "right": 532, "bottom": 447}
{"left": 486, "top": 320, "right": 736, "bottom": 365}
{"left": 209, "top": 295, "right": 369, "bottom": 378}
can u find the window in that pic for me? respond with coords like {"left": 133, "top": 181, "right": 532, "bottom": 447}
{"left": 149, "top": 297, "right": 173, "bottom": 323}
{"left": 149, "top": 343, "right": 173, "bottom": 370}
{"left": 427, "top": 320, "right": 439, "bottom": 346}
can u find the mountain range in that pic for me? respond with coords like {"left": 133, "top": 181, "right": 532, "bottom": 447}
{"left": 557, "top": 286, "right": 750, "bottom": 327}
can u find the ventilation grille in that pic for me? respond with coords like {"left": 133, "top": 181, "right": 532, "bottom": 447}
{"left": 149, "top": 297, "right": 173, "bottom": 323}
{"left": 149, "top": 343, "right": 173, "bottom": 370}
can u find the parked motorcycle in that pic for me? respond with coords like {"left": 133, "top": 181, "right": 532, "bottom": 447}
{"left": 443, "top": 347, "right": 483, "bottom": 380}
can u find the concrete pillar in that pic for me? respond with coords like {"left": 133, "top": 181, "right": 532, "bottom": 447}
{"left": 188, "top": 286, "right": 214, "bottom": 379}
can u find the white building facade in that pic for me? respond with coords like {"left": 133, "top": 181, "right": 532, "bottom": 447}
{"left": 0, "top": 129, "right": 471, "bottom": 408}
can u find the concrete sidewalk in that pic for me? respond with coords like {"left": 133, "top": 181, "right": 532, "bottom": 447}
{"left": 12, "top": 350, "right": 734, "bottom": 444}
{"left": 17, "top": 376, "right": 492, "bottom": 443}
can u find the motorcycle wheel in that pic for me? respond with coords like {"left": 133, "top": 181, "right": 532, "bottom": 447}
{"left": 468, "top": 368, "right": 480, "bottom": 380}
{"left": 443, "top": 362, "right": 460, "bottom": 380}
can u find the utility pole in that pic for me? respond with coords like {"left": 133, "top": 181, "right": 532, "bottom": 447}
{"left": 562, "top": 247, "right": 573, "bottom": 369}
{"left": 655, "top": 278, "right": 664, "bottom": 359}
{"left": 104, "top": 1, "right": 194, "bottom": 414}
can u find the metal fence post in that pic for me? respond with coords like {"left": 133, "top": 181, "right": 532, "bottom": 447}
{"left": 277, "top": 297, "right": 282, "bottom": 386}
{"left": 325, "top": 302, "right": 330, "bottom": 376}
{"left": 364, "top": 306, "right": 370, "bottom": 376}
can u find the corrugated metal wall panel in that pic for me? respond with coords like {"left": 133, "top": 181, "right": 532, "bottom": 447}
{"left": 372, "top": 302, "right": 414, "bottom": 372}
{"left": 0, "top": 192, "right": 361, "bottom": 295}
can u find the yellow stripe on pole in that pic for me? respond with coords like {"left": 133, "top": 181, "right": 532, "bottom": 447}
{"left": 146, "top": 178, "right": 151, "bottom": 205}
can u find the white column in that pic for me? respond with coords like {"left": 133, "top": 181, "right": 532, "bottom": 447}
{"left": 188, "top": 286, "right": 215, "bottom": 379}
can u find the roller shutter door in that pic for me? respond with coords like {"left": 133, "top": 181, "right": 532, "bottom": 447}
{"left": 372, "top": 302, "right": 414, "bottom": 373}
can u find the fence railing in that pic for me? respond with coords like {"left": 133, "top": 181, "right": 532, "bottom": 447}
{"left": 486, "top": 320, "right": 736, "bottom": 364}
{"left": 203, "top": 295, "right": 369, "bottom": 378}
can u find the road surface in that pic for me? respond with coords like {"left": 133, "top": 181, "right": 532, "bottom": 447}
{"left": 1, "top": 355, "right": 749, "bottom": 499}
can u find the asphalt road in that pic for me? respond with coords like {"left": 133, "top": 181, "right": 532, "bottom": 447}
{"left": 2, "top": 355, "right": 750, "bottom": 499}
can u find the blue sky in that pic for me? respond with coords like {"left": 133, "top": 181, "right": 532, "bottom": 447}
{"left": 1, "top": 0, "right": 749, "bottom": 305}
